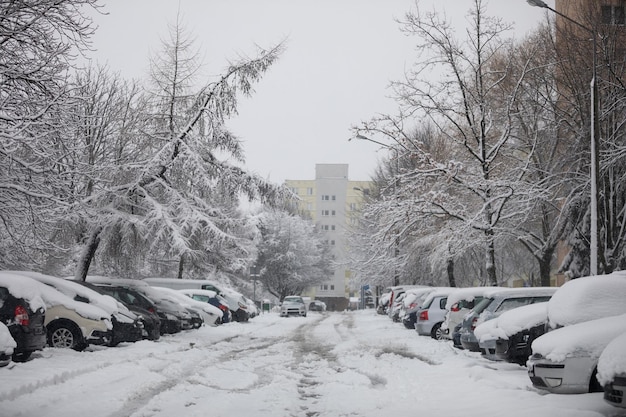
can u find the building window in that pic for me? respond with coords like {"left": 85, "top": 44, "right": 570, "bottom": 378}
{"left": 330, "top": 285, "right": 335, "bottom": 290}
{"left": 322, "top": 210, "right": 329, "bottom": 216}
{"left": 331, "top": 225, "right": 336, "bottom": 231}
{"left": 349, "top": 203, "right": 358, "bottom": 211}
{"left": 330, "top": 240, "right": 335, "bottom": 246}
{"left": 322, "top": 195, "right": 330, "bottom": 201}
{"left": 321, "top": 284, "right": 328, "bottom": 290}
{"left": 306, "top": 203, "right": 313, "bottom": 211}
{"left": 331, "top": 195, "right": 336, "bottom": 201}
{"left": 602, "top": 5, "right": 625, "bottom": 25}
{"left": 306, "top": 187, "right": 314, "bottom": 195}
{"left": 331, "top": 210, "right": 336, "bottom": 216}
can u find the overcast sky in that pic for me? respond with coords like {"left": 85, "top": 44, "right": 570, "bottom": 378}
{"left": 87, "top": 0, "right": 555, "bottom": 184}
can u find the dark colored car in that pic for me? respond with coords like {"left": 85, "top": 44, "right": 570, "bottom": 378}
{"left": 495, "top": 322, "right": 546, "bottom": 365}
{"left": 71, "top": 281, "right": 144, "bottom": 346}
{"left": 93, "top": 285, "right": 161, "bottom": 341}
{"left": 0, "top": 285, "right": 47, "bottom": 362}
{"left": 94, "top": 283, "right": 182, "bottom": 335}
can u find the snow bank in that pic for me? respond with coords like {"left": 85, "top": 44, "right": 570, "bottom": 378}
{"left": 532, "top": 314, "right": 626, "bottom": 363}
{"left": 547, "top": 272, "right": 626, "bottom": 329}
{"left": 474, "top": 302, "right": 548, "bottom": 342}
{"left": 0, "top": 322, "right": 16, "bottom": 354}
{"left": 597, "top": 331, "right": 626, "bottom": 386}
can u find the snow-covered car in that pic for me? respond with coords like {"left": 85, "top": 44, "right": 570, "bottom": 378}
{"left": 441, "top": 287, "right": 490, "bottom": 341}
{"left": 26, "top": 273, "right": 144, "bottom": 346}
{"left": 243, "top": 296, "right": 260, "bottom": 318}
{"left": 179, "top": 289, "right": 232, "bottom": 324}
{"left": 86, "top": 278, "right": 191, "bottom": 333}
{"left": 399, "top": 287, "right": 435, "bottom": 329}
{"left": 1, "top": 271, "right": 112, "bottom": 350}
{"left": 280, "top": 296, "right": 307, "bottom": 317}
{"left": 309, "top": 300, "right": 327, "bottom": 312}
{"left": 528, "top": 314, "right": 626, "bottom": 394}
{"left": 377, "top": 292, "right": 391, "bottom": 315}
{"left": 415, "top": 288, "right": 458, "bottom": 339}
{"left": 474, "top": 302, "right": 549, "bottom": 364}
{"left": 527, "top": 272, "right": 626, "bottom": 394}
{"left": 597, "top": 331, "right": 626, "bottom": 408}
{"left": 458, "top": 287, "right": 556, "bottom": 352}
{"left": 0, "top": 321, "right": 16, "bottom": 367}
{"left": 153, "top": 287, "right": 222, "bottom": 326}
{"left": 88, "top": 284, "right": 162, "bottom": 341}
{"left": 0, "top": 275, "right": 47, "bottom": 362}
{"left": 144, "top": 278, "right": 250, "bottom": 322}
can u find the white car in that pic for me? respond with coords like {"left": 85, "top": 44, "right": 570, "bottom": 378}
{"left": 280, "top": 296, "right": 307, "bottom": 317}
{"left": 528, "top": 314, "right": 626, "bottom": 394}
{"left": 415, "top": 288, "right": 458, "bottom": 339}
{"left": 441, "top": 287, "right": 490, "bottom": 341}
{"left": 527, "top": 272, "right": 626, "bottom": 394}
{"left": 597, "top": 331, "right": 626, "bottom": 408}
{"left": 153, "top": 287, "right": 222, "bottom": 326}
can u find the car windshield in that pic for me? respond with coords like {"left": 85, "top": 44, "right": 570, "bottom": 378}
{"left": 472, "top": 297, "right": 493, "bottom": 315}
{"left": 284, "top": 297, "right": 302, "bottom": 303}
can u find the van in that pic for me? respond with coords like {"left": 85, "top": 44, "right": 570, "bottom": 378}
{"left": 143, "top": 278, "right": 249, "bottom": 322}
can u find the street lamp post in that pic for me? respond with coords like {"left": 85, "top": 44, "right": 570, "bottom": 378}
{"left": 527, "top": 0, "right": 600, "bottom": 275}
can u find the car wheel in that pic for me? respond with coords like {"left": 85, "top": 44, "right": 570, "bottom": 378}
{"left": 431, "top": 323, "right": 445, "bottom": 340}
{"left": 48, "top": 321, "right": 85, "bottom": 351}
{"left": 12, "top": 351, "right": 32, "bottom": 362}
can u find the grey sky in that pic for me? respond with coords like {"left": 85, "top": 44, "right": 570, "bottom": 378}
{"left": 87, "top": 0, "right": 554, "bottom": 184}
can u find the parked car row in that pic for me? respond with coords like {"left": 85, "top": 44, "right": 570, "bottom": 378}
{"left": 0, "top": 271, "right": 259, "bottom": 368}
{"left": 378, "top": 270, "right": 626, "bottom": 410}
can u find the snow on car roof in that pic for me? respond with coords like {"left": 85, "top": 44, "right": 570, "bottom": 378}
{"left": 402, "top": 288, "right": 435, "bottom": 307}
{"left": 0, "top": 272, "right": 47, "bottom": 312}
{"left": 0, "top": 271, "right": 111, "bottom": 321}
{"left": 531, "top": 313, "right": 626, "bottom": 363}
{"left": 547, "top": 272, "right": 626, "bottom": 328}
{"left": 474, "top": 302, "right": 548, "bottom": 342}
{"left": 444, "top": 286, "right": 493, "bottom": 310}
{"left": 179, "top": 288, "right": 218, "bottom": 298}
{"left": 421, "top": 287, "right": 458, "bottom": 301}
{"left": 597, "top": 331, "right": 626, "bottom": 386}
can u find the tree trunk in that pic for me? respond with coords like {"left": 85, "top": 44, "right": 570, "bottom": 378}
{"left": 485, "top": 230, "right": 497, "bottom": 286}
{"left": 75, "top": 226, "right": 103, "bottom": 282}
{"left": 447, "top": 257, "right": 456, "bottom": 287}
{"left": 177, "top": 254, "right": 185, "bottom": 279}
{"left": 539, "top": 250, "right": 553, "bottom": 287}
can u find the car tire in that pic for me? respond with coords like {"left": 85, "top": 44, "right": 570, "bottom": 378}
{"left": 47, "top": 321, "right": 86, "bottom": 351}
{"left": 12, "top": 351, "right": 32, "bottom": 362}
{"left": 431, "top": 323, "right": 445, "bottom": 340}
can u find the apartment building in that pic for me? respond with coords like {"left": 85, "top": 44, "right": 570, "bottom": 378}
{"left": 285, "top": 164, "right": 372, "bottom": 311}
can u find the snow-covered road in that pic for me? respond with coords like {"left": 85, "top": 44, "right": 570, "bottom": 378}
{"left": 0, "top": 311, "right": 622, "bottom": 417}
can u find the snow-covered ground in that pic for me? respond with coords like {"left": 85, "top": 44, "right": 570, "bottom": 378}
{"left": 0, "top": 310, "right": 622, "bottom": 417}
